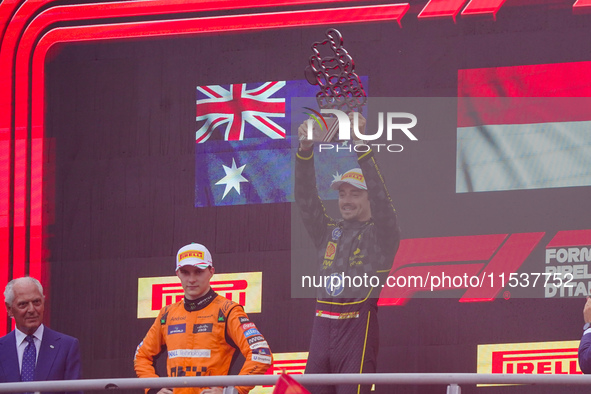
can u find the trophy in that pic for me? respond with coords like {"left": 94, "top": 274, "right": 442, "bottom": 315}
{"left": 304, "top": 28, "right": 367, "bottom": 142}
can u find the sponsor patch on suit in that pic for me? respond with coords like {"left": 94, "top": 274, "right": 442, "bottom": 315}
{"left": 249, "top": 340, "right": 269, "bottom": 350}
{"left": 193, "top": 323, "right": 213, "bottom": 333}
{"left": 248, "top": 335, "right": 265, "bottom": 345}
{"left": 244, "top": 328, "right": 261, "bottom": 338}
{"left": 252, "top": 354, "right": 272, "bottom": 365}
{"left": 168, "top": 324, "right": 186, "bottom": 335}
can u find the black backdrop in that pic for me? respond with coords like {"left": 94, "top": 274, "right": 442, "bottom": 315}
{"left": 44, "top": 4, "right": 591, "bottom": 393}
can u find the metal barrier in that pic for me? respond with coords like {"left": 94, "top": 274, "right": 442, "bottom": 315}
{"left": 1, "top": 373, "right": 591, "bottom": 393}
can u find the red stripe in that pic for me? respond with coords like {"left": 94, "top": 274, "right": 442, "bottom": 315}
{"left": 226, "top": 85, "right": 245, "bottom": 140}
{"left": 494, "top": 348, "right": 579, "bottom": 356}
{"left": 388, "top": 234, "right": 507, "bottom": 273}
{"left": 573, "top": 0, "right": 591, "bottom": 14}
{"left": 196, "top": 116, "right": 226, "bottom": 143}
{"left": 493, "top": 354, "right": 578, "bottom": 362}
{"left": 546, "top": 230, "right": 591, "bottom": 248}
{"left": 253, "top": 115, "right": 286, "bottom": 138}
{"left": 0, "top": 0, "right": 51, "bottom": 304}
{"left": 461, "top": 0, "right": 506, "bottom": 19}
{"left": 458, "top": 62, "right": 591, "bottom": 126}
{"left": 461, "top": 232, "right": 544, "bottom": 301}
{"left": 0, "top": 226, "right": 8, "bottom": 333}
{"left": 249, "top": 81, "right": 279, "bottom": 96}
{"left": 418, "top": 0, "right": 467, "bottom": 21}
{"left": 0, "top": 0, "right": 22, "bottom": 45}
{"left": 200, "top": 85, "right": 223, "bottom": 99}
{"left": 197, "top": 95, "right": 284, "bottom": 116}
{"left": 458, "top": 61, "right": 591, "bottom": 97}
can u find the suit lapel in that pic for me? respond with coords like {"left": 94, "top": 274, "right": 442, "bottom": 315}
{"left": 35, "top": 327, "right": 60, "bottom": 381}
{"left": 0, "top": 331, "right": 21, "bottom": 382}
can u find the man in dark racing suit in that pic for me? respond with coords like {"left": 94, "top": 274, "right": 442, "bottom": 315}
{"left": 295, "top": 113, "right": 400, "bottom": 394}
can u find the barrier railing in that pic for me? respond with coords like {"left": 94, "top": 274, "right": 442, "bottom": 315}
{"left": 1, "top": 373, "right": 591, "bottom": 393}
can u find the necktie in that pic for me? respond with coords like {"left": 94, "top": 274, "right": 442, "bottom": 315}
{"left": 21, "top": 335, "right": 36, "bottom": 383}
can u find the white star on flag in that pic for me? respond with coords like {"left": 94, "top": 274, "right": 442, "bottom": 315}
{"left": 332, "top": 171, "right": 342, "bottom": 183}
{"left": 215, "top": 158, "right": 248, "bottom": 200}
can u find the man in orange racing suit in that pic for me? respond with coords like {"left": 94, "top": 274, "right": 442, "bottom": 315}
{"left": 134, "top": 243, "right": 272, "bottom": 394}
{"left": 295, "top": 113, "right": 400, "bottom": 394}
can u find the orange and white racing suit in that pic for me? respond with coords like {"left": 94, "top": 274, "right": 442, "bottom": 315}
{"left": 134, "top": 288, "right": 272, "bottom": 394}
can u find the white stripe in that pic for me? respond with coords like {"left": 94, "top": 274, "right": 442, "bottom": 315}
{"left": 457, "top": 122, "right": 591, "bottom": 193}
{"left": 168, "top": 349, "right": 211, "bottom": 358}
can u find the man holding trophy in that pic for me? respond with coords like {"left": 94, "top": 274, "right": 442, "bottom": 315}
{"left": 295, "top": 110, "right": 401, "bottom": 394}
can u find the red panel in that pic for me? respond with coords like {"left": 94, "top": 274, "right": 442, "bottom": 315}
{"left": 29, "top": 137, "right": 43, "bottom": 282}
{"left": 378, "top": 233, "right": 544, "bottom": 305}
{"left": 13, "top": 137, "right": 27, "bottom": 276}
{"left": 573, "top": 0, "right": 591, "bottom": 14}
{"left": 387, "top": 233, "right": 507, "bottom": 272}
{"left": 461, "top": 0, "right": 506, "bottom": 19}
{"left": 461, "top": 232, "right": 544, "bottom": 301}
{"left": 378, "top": 234, "right": 507, "bottom": 305}
{"left": 0, "top": 0, "right": 54, "bottom": 336}
{"left": 547, "top": 230, "right": 591, "bottom": 248}
{"left": 378, "top": 263, "right": 486, "bottom": 305}
{"left": 0, "top": 0, "right": 25, "bottom": 45}
{"left": 458, "top": 61, "right": 591, "bottom": 97}
{"left": 418, "top": 0, "right": 468, "bottom": 22}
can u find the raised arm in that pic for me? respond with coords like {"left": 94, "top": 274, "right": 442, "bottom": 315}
{"left": 294, "top": 120, "right": 333, "bottom": 248}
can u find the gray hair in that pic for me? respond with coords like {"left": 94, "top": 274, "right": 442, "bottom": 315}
{"left": 4, "top": 277, "right": 44, "bottom": 305}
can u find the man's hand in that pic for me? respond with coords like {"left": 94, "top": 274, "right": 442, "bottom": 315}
{"left": 584, "top": 297, "right": 591, "bottom": 323}
{"left": 350, "top": 112, "right": 366, "bottom": 145}
{"left": 298, "top": 119, "right": 315, "bottom": 151}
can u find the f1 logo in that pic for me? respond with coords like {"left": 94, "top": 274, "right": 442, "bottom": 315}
{"left": 378, "top": 232, "right": 545, "bottom": 305}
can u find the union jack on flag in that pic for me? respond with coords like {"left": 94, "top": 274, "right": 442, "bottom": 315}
{"left": 196, "top": 81, "right": 287, "bottom": 142}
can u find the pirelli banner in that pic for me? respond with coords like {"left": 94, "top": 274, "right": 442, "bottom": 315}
{"left": 137, "top": 272, "right": 263, "bottom": 319}
{"left": 477, "top": 340, "right": 582, "bottom": 386}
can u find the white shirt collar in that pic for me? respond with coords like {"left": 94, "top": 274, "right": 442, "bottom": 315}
{"left": 15, "top": 324, "right": 44, "bottom": 345}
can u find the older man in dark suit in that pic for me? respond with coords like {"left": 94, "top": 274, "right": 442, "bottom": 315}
{"left": 0, "top": 276, "right": 82, "bottom": 393}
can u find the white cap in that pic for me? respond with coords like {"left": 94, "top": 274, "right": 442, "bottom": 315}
{"left": 176, "top": 243, "right": 213, "bottom": 271}
{"left": 330, "top": 168, "right": 367, "bottom": 190}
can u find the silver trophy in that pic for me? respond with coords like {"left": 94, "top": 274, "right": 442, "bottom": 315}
{"left": 304, "top": 28, "right": 367, "bottom": 142}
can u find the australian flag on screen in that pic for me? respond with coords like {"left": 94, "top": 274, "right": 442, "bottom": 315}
{"left": 194, "top": 79, "right": 361, "bottom": 207}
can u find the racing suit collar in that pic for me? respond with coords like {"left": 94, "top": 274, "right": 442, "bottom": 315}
{"left": 341, "top": 218, "right": 371, "bottom": 229}
{"left": 184, "top": 287, "right": 216, "bottom": 312}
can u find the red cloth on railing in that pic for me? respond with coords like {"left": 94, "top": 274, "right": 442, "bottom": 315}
{"left": 272, "top": 373, "right": 310, "bottom": 394}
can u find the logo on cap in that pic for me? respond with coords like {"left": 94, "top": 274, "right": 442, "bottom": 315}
{"left": 176, "top": 243, "right": 213, "bottom": 270}
{"left": 330, "top": 168, "right": 367, "bottom": 190}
